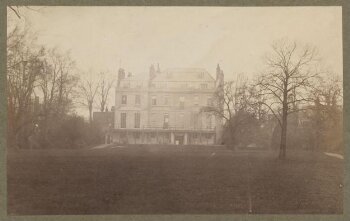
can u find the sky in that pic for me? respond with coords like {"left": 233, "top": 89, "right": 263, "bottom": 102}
{"left": 8, "top": 6, "right": 343, "bottom": 81}
{"left": 7, "top": 6, "right": 342, "bottom": 117}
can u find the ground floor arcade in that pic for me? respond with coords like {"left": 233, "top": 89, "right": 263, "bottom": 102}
{"left": 107, "top": 129, "right": 216, "bottom": 145}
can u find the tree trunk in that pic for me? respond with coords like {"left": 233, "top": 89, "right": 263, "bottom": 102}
{"left": 279, "top": 92, "right": 288, "bottom": 160}
{"left": 279, "top": 116, "right": 287, "bottom": 159}
{"left": 89, "top": 105, "right": 93, "bottom": 124}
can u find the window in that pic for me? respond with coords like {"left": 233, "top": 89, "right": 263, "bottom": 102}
{"left": 192, "top": 113, "right": 199, "bottom": 129}
{"left": 163, "top": 113, "right": 169, "bottom": 129}
{"left": 207, "top": 97, "right": 212, "bottom": 106}
{"left": 159, "top": 83, "right": 166, "bottom": 88}
{"left": 198, "top": 72, "right": 204, "bottom": 79}
{"left": 163, "top": 96, "right": 169, "bottom": 105}
{"left": 179, "top": 96, "right": 185, "bottom": 109}
{"left": 151, "top": 113, "right": 157, "bottom": 127}
{"left": 206, "top": 114, "right": 212, "bottom": 129}
{"left": 201, "top": 83, "right": 208, "bottom": 89}
{"left": 205, "top": 133, "right": 212, "bottom": 139}
{"left": 121, "top": 113, "right": 127, "bottom": 128}
{"left": 151, "top": 96, "right": 157, "bottom": 105}
{"left": 121, "top": 95, "right": 127, "bottom": 105}
{"left": 136, "top": 82, "right": 142, "bottom": 88}
{"left": 194, "top": 95, "right": 199, "bottom": 106}
{"left": 135, "top": 95, "right": 141, "bottom": 105}
{"left": 166, "top": 72, "right": 172, "bottom": 79}
{"left": 179, "top": 113, "right": 185, "bottom": 128}
{"left": 134, "top": 112, "right": 140, "bottom": 128}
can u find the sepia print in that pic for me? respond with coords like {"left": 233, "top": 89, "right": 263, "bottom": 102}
{"left": 6, "top": 5, "right": 343, "bottom": 215}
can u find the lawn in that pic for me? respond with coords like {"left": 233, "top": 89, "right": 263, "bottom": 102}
{"left": 7, "top": 145, "right": 344, "bottom": 215}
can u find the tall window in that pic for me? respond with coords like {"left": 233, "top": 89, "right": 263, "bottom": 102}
{"left": 194, "top": 95, "right": 199, "bottom": 106}
{"left": 136, "top": 82, "right": 142, "bottom": 88}
{"left": 207, "top": 97, "right": 212, "bottom": 106}
{"left": 179, "top": 96, "right": 185, "bottom": 109}
{"left": 151, "top": 96, "right": 157, "bottom": 105}
{"left": 134, "top": 112, "right": 140, "bottom": 128}
{"left": 192, "top": 113, "right": 199, "bottom": 129}
{"left": 135, "top": 95, "right": 141, "bottom": 105}
{"left": 206, "top": 114, "right": 212, "bottom": 129}
{"left": 179, "top": 113, "right": 185, "bottom": 128}
{"left": 151, "top": 113, "right": 157, "bottom": 127}
{"left": 121, "top": 95, "right": 127, "bottom": 105}
{"left": 121, "top": 113, "right": 127, "bottom": 128}
{"left": 163, "top": 96, "right": 169, "bottom": 105}
{"left": 163, "top": 113, "right": 169, "bottom": 129}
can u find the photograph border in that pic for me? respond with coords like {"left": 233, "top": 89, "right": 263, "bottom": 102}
{"left": 0, "top": 0, "right": 348, "bottom": 221}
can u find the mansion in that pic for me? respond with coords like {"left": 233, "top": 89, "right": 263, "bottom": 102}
{"left": 109, "top": 65, "right": 224, "bottom": 145}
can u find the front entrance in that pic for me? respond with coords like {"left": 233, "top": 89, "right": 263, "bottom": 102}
{"left": 174, "top": 135, "right": 184, "bottom": 145}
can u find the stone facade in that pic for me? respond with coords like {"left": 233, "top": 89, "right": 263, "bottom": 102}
{"left": 111, "top": 65, "right": 224, "bottom": 145}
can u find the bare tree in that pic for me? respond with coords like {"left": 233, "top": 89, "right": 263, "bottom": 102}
{"left": 39, "top": 49, "right": 76, "bottom": 115}
{"left": 256, "top": 39, "right": 319, "bottom": 159}
{"left": 202, "top": 75, "right": 259, "bottom": 147}
{"left": 8, "top": 6, "right": 46, "bottom": 19}
{"left": 8, "top": 6, "right": 22, "bottom": 19}
{"left": 97, "top": 72, "right": 115, "bottom": 112}
{"left": 78, "top": 75, "right": 99, "bottom": 124}
{"left": 7, "top": 26, "right": 45, "bottom": 147}
{"left": 308, "top": 74, "right": 343, "bottom": 151}
{"left": 36, "top": 48, "right": 78, "bottom": 146}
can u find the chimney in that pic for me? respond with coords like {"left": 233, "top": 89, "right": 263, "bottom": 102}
{"left": 117, "top": 68, "right": 125, "bottom": 87}
{"left": 149, "top": 64, "right": 156, "bottom": 80}
{"left": 157, "top": 63, "right": 161, "bottom": 73}
{"left": 215, "top": 64, "right": 224, "bottom": 88}
{"left": 216, "top": 64, "right": 221, "bottom": 80}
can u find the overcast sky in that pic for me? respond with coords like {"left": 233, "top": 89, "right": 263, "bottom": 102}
{"left": 8, "top": 6, "right": 342, "bottom": 81}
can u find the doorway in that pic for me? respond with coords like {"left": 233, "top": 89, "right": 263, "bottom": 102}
{"left": 175, "top": 135, "right": 184, "bottom": 145}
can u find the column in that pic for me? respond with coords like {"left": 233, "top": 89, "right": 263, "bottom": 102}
{"left": 184, "top": 133, "right": 188, "bottom": 145}
{"left": 171, "top": 132, "right": 175, "bottom": 144}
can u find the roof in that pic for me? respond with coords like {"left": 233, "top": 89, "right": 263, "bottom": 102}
{"left": 121, "top": 73, "right": 149, "bottom": 81}
{"left": 153, "top": 68, "right": 215, "bottom": 82}
{"left": 119, "top": 68, "right": 215, "bottom": 83}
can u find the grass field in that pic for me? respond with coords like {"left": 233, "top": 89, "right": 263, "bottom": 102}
{"left": 7, "top": 145, "right": 344, "bottom": 215}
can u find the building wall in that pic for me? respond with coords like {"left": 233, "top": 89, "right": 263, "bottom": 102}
{"left": 112, "top": 67, "right": 223, "bottom": 145}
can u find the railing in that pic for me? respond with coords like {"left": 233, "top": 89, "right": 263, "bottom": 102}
{"left": 115, "top": 125, "right": 216, "bottom": 132}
